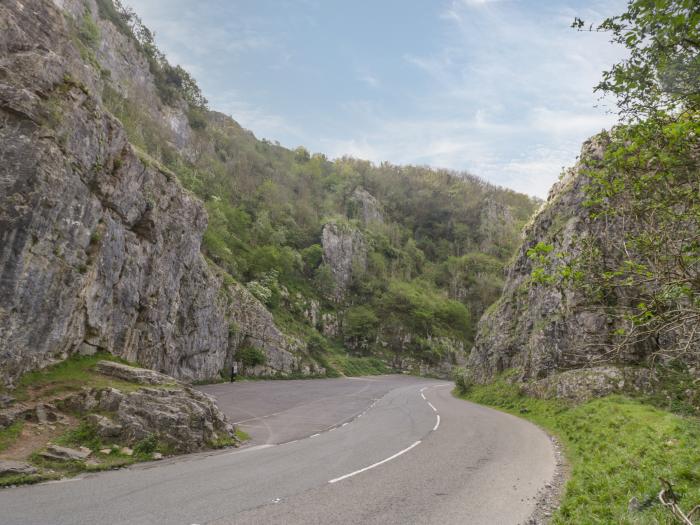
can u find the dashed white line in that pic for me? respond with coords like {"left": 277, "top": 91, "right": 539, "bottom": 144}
{"left": 328, "top": 440, "right": 422, "bottom": 484}
{"left": 342, "top": 422, "right": 349, "bottom": 427}
{"left": 310, "top": 433, "right": 320, "bottom": 438}
{"left": 433, "top": 415, "right": 440, "bottom": 431}
{"left": 420, "top": 392, "right": 426, "bottom": 400}
{"left": 427, "top": 402, "right": 437, "bottom": 412}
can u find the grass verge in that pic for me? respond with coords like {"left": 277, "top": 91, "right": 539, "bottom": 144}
{"left": 456, "top": 377, "right": 700, "bottom": 524}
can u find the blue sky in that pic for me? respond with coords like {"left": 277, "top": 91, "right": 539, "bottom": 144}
{"left": 134, "top": 0, "right": 627, "bottom": 198}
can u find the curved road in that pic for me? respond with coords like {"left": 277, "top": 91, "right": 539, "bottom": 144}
{"left": 0, "top": 376, "right": 555, "bottom": 524}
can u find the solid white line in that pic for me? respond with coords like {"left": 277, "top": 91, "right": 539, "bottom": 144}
{"left": 223, "top": 444, "right": 275, "bottom": 456}
{"left": 342, "top": 422, "right": 349, "bottom": 427}
{"left": 427, "top": 402, "right": 437, "bottom": 412}
{"left": 433, "top": 415, "right": 440, "bottom": 431}
{"left": 310, "top": 433, "right": 320, "bottom": 438}
{"left": 328, "top": 440, "right": 421, "bottom": 484}
{"left": 420, "top": 392, "right": 426, "bottom": 400}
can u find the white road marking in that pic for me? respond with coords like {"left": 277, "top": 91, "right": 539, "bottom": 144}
{"left": 420, "top": 392, "right": 426, "bottom": 400}
{"left": 427, "top": 402, "right": 437, "bottom": 412}
{"left": 328, "top": 440, "right": 422, "bottom": 484}
{"left": 433, "top": 415, "right": 440, "bottom": 432}
{"left": 420, "top": 387, "right": 427, "bottom": 393}
{"left": 310, "top": 433, "right": 320, "bottom": 438}
{"left": 223, "top": 444, "right": 275, "bottom": 456}
{"left": 342, "top": 422, "right": 349, "bottom": 427}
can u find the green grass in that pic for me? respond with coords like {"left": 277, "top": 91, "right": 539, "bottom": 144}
{"left": 234, "top": 428, "right": 251, "bottom": 442}
{"left": 0, "top": 421, "right": 24, "bottom": 453}
{"left": 0, "top": 471, "right": 61, "bottom": 488}
{"left": 328, "top": 354, "right": 389, "bottom": 376}
{"left": 12, "top": 352, "right": 156, "bottom": 402}
{"left": 457, "top": 377, "right": 700, "bottom": 524}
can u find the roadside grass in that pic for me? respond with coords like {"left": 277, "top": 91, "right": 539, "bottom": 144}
{"left": 457, "top": 378, "right": 700, "bottom": 524}
{"left": 0, "top": 421, "right": 24, "bottom": 453}
{"left": 327, "top": 354, "right": 388, "bottom": 377}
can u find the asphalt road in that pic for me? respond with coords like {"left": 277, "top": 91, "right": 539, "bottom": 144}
{"left": 0, "top": 375, "right": 556, "bottom": 524}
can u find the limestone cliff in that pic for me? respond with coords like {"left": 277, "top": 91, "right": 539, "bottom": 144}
{"left": 321, "top": 222, "right": 367, "bottom": 302}
{"left": 0, "top": 0, "right": 307, "bottom": 386}
{"left": 466, "top": 134, "right": 697, "bottom": 399}
{"left": 467, "top": 138, "right": 639, "bottom": 384}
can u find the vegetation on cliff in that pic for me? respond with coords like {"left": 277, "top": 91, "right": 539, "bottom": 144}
{"left": 91, "top": 0, "right": 537, "bottom": 373}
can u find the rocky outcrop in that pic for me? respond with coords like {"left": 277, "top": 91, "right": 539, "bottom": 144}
{"left": 321, "top": 222, "right": 367, "bottom": 302}
{"left": 520, "top": 366, "right": 657, "bottom": 403}
{"left": 0, "top": 0, "right": 311, "bottom": 386}
{"left": 223, "top": 282, "right": 323, "bottom": 376}
{"left": 348, "top": 187, "right": 383, "bottom": 225}
{"left": 63, "top": 383, "right": 235, "bottom": 452}
{"left": 467, "top": 138, "right": 643, "bottom": 384}
{"left": 95, "top": 360, "right": 178, "bottom": 385}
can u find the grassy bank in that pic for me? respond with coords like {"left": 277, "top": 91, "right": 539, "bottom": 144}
{"left": 456, "top": 378, "right": 700, "bottom": 524}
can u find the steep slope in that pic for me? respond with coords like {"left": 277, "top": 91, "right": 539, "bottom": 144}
{"left": 0, "top": 0, "right": 538, "bottom": 386}
{"left": 0, "top": 0, "right": 312, "bottom": 386}
{"left": 467, "top": 129, "right": 699, "bottom": 401}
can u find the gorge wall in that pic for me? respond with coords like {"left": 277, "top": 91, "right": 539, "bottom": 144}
{"left": 0, "top": 0, "right": 538, "bottom": 386}
{"left": 0, "top": 0, "right": 303, "bottom": 386}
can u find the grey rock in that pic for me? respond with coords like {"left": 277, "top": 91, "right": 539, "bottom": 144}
{"left": 321, "top": 222, "right": 367, "bottom": 302}
{"left": 65, "top": 381, "right": 236, "bottom": 453}
{"left": 86, "top": 413, "right": 123, "bottom": 438}
{"left": 41, "top": 444, "right": 92, "bottom": 461}
{"left": 0, "top": 0, "right": 228, "bottom": 387}
{"left": 0, "top": 403, "right": 32, "bottom": 430}
{"left": 466, "top": 138, "right": 652, "bottom": 385}
{"left": 223, "top": 282, "right": 318, "bottom": 377}
{"left": 521, "top": 366, "right": 657, "bottom": 403}
{"left": 0, "top": 460, "right": 38, "bottom": 476}
{"left": 0, "top": 395, "right": 15, "bottom": 409}
{"left": 348, "top": 187, "right": 383, "bottom": 225}
{"left": 95, "top": 361, "right": 175, "bottom": 385}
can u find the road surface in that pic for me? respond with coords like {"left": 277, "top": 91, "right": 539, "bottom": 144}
{"left": 0, "top": 375, "right": 556, "bottom": 524}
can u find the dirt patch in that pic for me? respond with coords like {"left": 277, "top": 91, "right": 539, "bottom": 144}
{"left": 0, "top": 415, "right": 77, "bottom": 461}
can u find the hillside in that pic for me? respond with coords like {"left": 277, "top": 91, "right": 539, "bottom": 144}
{"left": 0, "top": 0, "right": 537, "bottom": 387}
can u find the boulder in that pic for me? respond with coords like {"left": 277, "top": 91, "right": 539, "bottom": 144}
{"left": 86, "top": 414, "right": 123, "bottom": 438}
{"left": 40, "top": 445, "right": 91, "bottom": 462}
{"left": 0, "top": 460, "right": 38, "bottom": 476}
{"left": 66, "top": 384, "right": 236, "bottom": 453}
{"left": 95, "top": 361, "right": 175, "bottom": 386}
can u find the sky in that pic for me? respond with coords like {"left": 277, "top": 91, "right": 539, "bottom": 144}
{"left": 133, "top": 0, "right": 628, "bottom": 198}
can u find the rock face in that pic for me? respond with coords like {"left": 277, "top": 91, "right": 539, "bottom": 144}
{"left": 0, "top": 0, "right": 309, "bottom": 386}
{"left": 348, "top": 187, "right": 383, "bottom": 225}
{"left": 321, "top": 222, "right": 367, "bottom": 302}
{"left": 467, "top": 138, "right": 644, "bottom": 384}
{"left": 223, "top": 282, "right": 322, "bottom": 376}
{"left": 64, "top": 384, "right": 235, "bottom": 453}
{"left": 520, "top": 366, "right": 657, "bottom": 403}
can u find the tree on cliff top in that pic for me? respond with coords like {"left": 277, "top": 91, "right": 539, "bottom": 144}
{"left": 575, "top": 0, "right": 699, "bottom": 119}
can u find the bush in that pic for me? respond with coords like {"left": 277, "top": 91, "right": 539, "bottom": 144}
{"left": 238, "top": 346, "right": 266, "bottom": 368}
{"left": 133, "top": 434, "right": 158, "bottom": 456}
